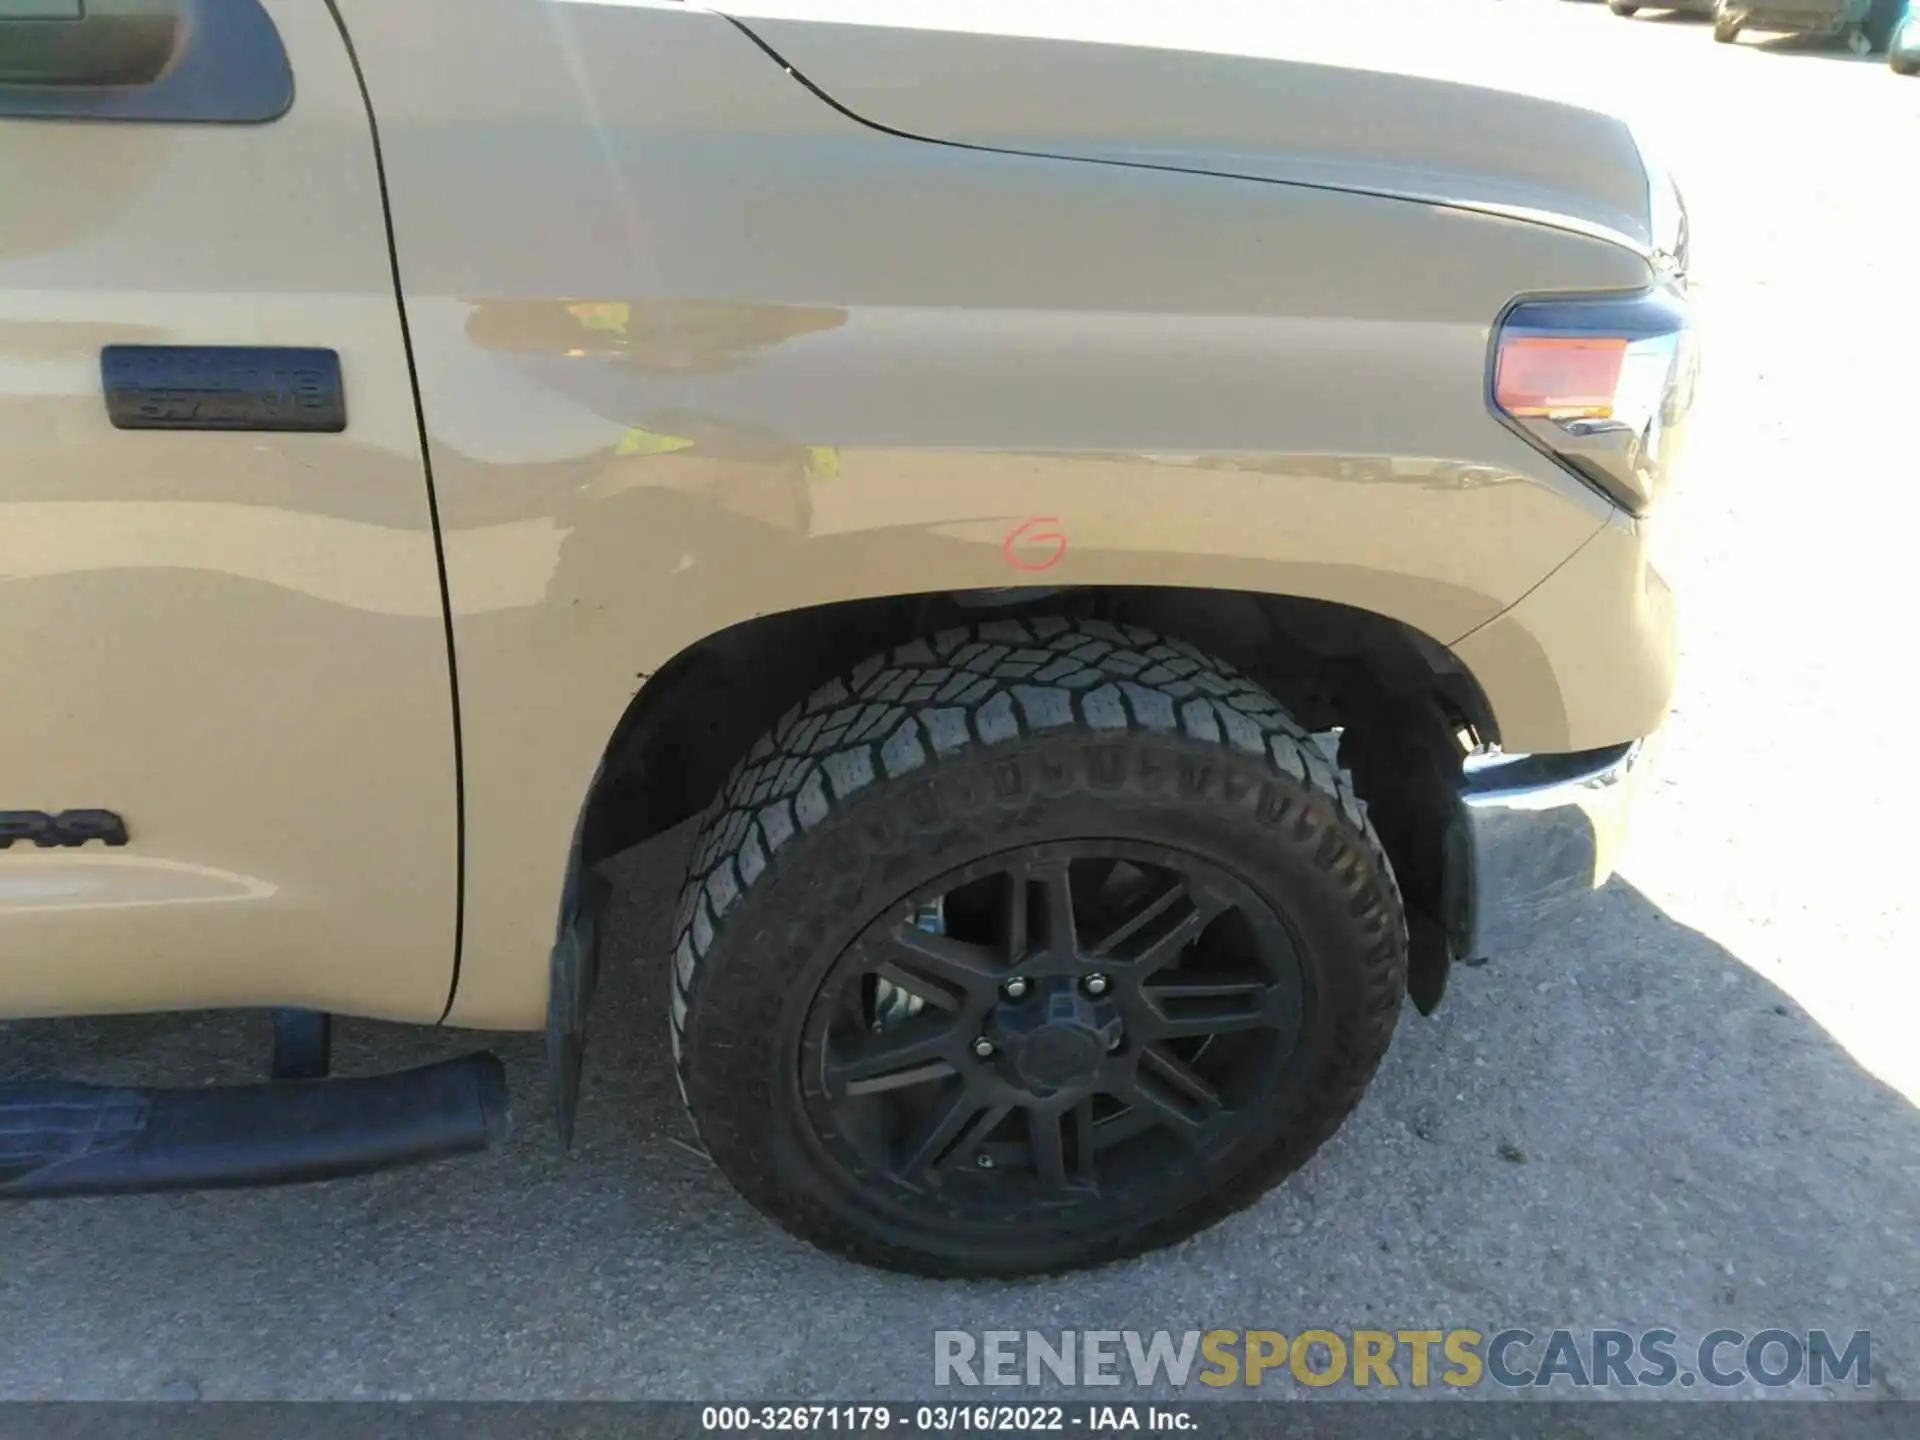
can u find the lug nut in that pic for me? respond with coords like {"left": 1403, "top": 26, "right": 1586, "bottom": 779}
{"left": 976, "top": 1153, "right": 995, "bottom": 1169}
{"left": 1003, "top": 977, "right": 1029, "bottom": 999}
{"left": 972, "top": 1037, "right": 996, "bottom": 1058}
{"left": 1084, "top": 973, "right": 1110, "bottom": 996}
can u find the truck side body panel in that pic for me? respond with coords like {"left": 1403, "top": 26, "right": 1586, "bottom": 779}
{"left": 330, "top": 0, "right": 1665, "bottom": 1029}
{"left": 0, "top": 1, "right": 458, "bottom": 1020}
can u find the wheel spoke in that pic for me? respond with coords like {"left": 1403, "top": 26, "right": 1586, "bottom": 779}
{"left": 1116, "top": 1081, "right": 1201, "bottom": 1141}
{"left": 1031, "top": 858, "right": 1078, "bottom": 956}
{"left": 1028, "top": 1108, "right": 1070, "bottom": 1195}
{"left": 1117, "top": 1063, "right": 1221, "bottom": 1142}
{"left": 1139, "top": 979, "right": 1277, "bottom": 1039}
{"left": 1003, "top": 868, "right": 1031, "bottom": 967}
{"left": 901, "top": 1092, "right": 1009, "bottom": 1186}
{"left": 1070, "top": 1098, "right": 1098, "bottom": 1184}
{"left": 1146, "top": 979, "right": 1272, "bottom": 1000}
{"left": 881, "top": 928, "right": 1003, "bottom": 1009}
{"left": 1085, "top": 1103, "right": 1156, "bottom": 1154}
{"left": 899, "top": 1089, "right": 974, "bottom": 1182}
{"left": 948, "top": 1103, "right": 1011, "bottom": 1170}
{"left": 1087, "top": 878, "right": 1189, "bottom": 960}
{"left": 1139, "top": 1044, "right": 1222, "bottom": 1111}
{"left": 1026, "top": 1101, "right": 1100, "bottom": 1197}
{"left": 1127, "top": 896, "right": 1225, "bottom": 979}
{"left": 826, "top": 1022, "right": 960, "bottom": 1098}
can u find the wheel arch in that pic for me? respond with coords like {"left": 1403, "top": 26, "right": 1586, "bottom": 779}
{"left": 575, "top": 585, "right": 1495, "bottom": 875}
{"left": 551, "top": 587, "right": 1491, "bottom": 1053}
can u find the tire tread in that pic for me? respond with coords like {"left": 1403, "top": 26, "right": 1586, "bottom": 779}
{"left": 666, "top": 619, "right": 1407, "bottom": 1273}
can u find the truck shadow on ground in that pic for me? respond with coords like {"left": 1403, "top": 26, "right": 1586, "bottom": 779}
{"left": 1, "top": 829, "right": 1916, "bottom": 1397}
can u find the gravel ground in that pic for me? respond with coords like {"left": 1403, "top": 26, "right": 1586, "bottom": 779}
{"left": 5, "top": 0, "right": 1920, "bottom": 1404}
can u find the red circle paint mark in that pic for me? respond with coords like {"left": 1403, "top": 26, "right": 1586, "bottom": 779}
{"left": 1002, "top": 516, "right": 1068, "bottom": 573}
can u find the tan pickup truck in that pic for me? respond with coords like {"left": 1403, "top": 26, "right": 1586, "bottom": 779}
{"left": 0, "top": 0, "right": 1693, "bottom": 1275}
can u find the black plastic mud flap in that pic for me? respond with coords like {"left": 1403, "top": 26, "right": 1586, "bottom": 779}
{"left": 0, "top": 1054, "right": 508, "bottom": 1199}
{"left": 547, "top": 812, "right": 612, "bottom": 1152}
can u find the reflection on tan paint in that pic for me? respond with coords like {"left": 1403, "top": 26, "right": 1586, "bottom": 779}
{"left": 0, "top": 503, "right": 442, "bottom": 614}
{"left": 0, "top": 0, "right": 459, "bottom": 1022}
{"left": 464, "top": 298, "right": 848, "bottom": 370}
{"left": 1, "top": 0, "right": 1677, "bottom": 1030}
{"left": 0, "top": 320, "right": 169, "bottom": 359}
{"left": 1455, "top": 515, "right": 1675, "bottom": 754}
{"left": 0, "top": 127, "right": 164, "bottom": 263}
{"left": 0, "top": 856, "right": 277, "bottom": 913}
{"left": 442, "top": 518, "right": 573, "bottom": 613}
{"left": 324, "top": 0, "right": 1673, "bottom": 1027}
{"left": 0, "top": 503, "right": 567, "bottom": 617}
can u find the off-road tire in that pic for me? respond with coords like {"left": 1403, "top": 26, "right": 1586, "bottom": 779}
{"left": 666, "top": 618, "right": 1409, "bottom": 1276}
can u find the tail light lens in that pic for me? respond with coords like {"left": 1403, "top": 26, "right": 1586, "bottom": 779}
{"left": 1492, "top": 290, "right": 1697, "bottom": 515}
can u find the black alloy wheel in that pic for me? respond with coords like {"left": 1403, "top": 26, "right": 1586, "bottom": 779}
{"left": 798, "top": 843, "right": 1306, "bottom": 1224}
{"left": 669, "top": 619, "right": 1409, "bottom": 1276}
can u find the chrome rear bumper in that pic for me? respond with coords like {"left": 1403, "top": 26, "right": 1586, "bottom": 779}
{"left": 1450, "top": 740, "right": 1648, "bottom": 962}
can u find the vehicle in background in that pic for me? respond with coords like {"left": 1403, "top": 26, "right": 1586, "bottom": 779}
{"left": 1712, "top": 0, "right": 1904, "bottom": 49}
{"left": 1891, "top": 0, "right": 1919, "bottom": 68}
{"left": 1607, "top": 1, "right": 1715, "bottom": 20}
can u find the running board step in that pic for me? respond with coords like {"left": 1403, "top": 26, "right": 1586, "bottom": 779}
{"left": 0, "top": 1054, "right": 509, "bottom": 1199}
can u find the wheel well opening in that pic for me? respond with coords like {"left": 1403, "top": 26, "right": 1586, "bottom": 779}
{"left": 577, "top": 587, "right": 1492, "bottom": 888}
